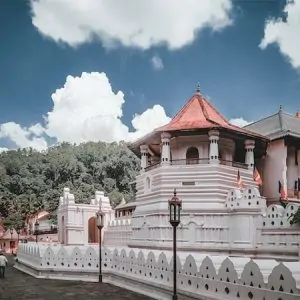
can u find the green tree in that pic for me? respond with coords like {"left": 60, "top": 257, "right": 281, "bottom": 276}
{"left": 0, "top": 141, "right": 140, "bottom": 223}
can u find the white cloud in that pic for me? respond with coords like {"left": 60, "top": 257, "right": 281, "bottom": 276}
{"left": 30, "top": 0, "right": 233, "bottom": 50}
{"left": 28, "top": 123, "right": 45, "bottom": 136}
{"left": 0, "top": 147, "right": 9, "bottom": 153}
{"left": 151, "top": 55, "right": 164, "bottom": 71}
{"left": 0, "top": 122, "right": 48, "bottom": 151}
{"left": 229, "top": 117, "right": 252, "bottom": 127}
{"left": 130, "top": 105, "right": 171, "bottom": 141}
{"left": 0, "top": 72, "right": 170, "bottom": 150}
{"left": 44, "top": 72, "right": 170, "bottom": 143}
{"left": 260, "top": 0, "right": 300, "bottom": 69}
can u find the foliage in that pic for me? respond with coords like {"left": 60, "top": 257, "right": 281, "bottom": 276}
{"left": 289, "top": 207, "right": 300, "bottom": 225}
{"left": 0, "top": 142, "right": 140, "bottom": 229}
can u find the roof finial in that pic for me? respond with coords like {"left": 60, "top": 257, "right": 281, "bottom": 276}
{"left": 195, "top": 83, "right": 201, "bottom": 95}
{"left": 279, "top": 105, "right": 283, "bottom": 111}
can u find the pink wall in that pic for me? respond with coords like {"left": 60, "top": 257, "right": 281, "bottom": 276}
{"left": 263, "top": 139, "right": 286, "bottom": 200}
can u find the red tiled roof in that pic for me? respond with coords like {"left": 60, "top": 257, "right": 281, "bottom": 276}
{"left": 155, "top": 91, "right": 267, "bottom": 139}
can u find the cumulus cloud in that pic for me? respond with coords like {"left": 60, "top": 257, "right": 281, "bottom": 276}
{"left": 151, "top": 55, "right": 164, "bottom": 71}
{"left": 0, "top": 122, "right": 48, "bottom": 151}
{"left": 229, "top": 117, "right": 252, "bottom": 127}
{"left": 260, "top": 0, "right": 300, "bottom": 69}
{"left": 30, "top": 0, "right": 233, "bottom": 50}
{"left": 0, "top": 72, "right": 170, "bottom": 150}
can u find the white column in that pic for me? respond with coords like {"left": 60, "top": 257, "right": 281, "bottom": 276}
{"left": 245, "top": 139, "right": 255, "bottom": 169}
{"left": 140, "top": 145, "right": 149, "bottom": 171}
{"left": 208, "top": 130, "right": 220, "bottom": 164}
{"left": 161, "top": 132, "right": 171, "bottom": 165}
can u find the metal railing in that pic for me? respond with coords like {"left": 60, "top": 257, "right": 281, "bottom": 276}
{"left": 170, "top": 158, "right": 210, "bottom": 165}
{"left": 219, "top": 159, "right": 249, "bottom": 170}
{"left": 144, "top": 162, "right": 160, "bottom": 171}
{"left": 144, "top": 158, "right": 249, "bottom": 171}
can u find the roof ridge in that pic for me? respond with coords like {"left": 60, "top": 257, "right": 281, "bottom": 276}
{"left": 244, "top": 111, "right": 280, "bottom": 128}
{"left": 278, "top": 108, "right": 285, "bottom": 131}
{"left": 198, "top": 96, "right": 210, "bottom": 120}
{"left": 199, "top": 94, "right": 229, "bottom": 125}
{"left": 169, "top": 94, "right": 197, "bottom": 123}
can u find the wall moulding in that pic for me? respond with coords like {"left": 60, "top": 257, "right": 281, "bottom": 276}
{"left": 15, "top": 243, "right": 300, "bottom": 300}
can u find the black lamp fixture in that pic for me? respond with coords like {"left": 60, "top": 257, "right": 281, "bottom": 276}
{"left": 168, "top": 189, "right": 182, "bottom": 300}
{"left": 96, "top": 210, "right": 105, "bottom": 283}
{"left": 16, "top": 228, "right": 21, "bottom": 242}
{"left": 34, "top": 220, "right": 39, "bottom": 243}
{"left": 9, "top": 227, "right": 14, "bottom": 253}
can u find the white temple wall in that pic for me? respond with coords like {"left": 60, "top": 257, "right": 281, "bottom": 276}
{"left": 170, "top": 135, "right": 209, "bottom": 160}
{"left": 263, "top": 139, "right": 287, "bottom": 200}
{"left": 15, "top": 243, "right": 300, "bottom": 300}
{"left": 57, "top": 189, "right": 113, "bottom": 246}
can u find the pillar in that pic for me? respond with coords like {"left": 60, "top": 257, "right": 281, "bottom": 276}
{"left": 161, "top": 132, "right": 171, "bottom": 165}
{"left": 140, "top": 145, "right": 149, "bottom": 171}
{"left": 245, "top": 139, "right": 255, "bottom": 169}
{"left": 208, "top": 130, "right": 219, "bottom": 164}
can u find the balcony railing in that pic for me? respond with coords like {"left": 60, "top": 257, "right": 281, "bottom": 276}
{"left": 171, "top": 158, "right": 209, "bottom": 165}
{"left": 144, "top": 162, "right": 160, "bottom": 171}
{"left": 144, "top": 158, "right": 249, "bottom": 171}
{"left": 219, "top": 159, "right": 249, "bottom": 170}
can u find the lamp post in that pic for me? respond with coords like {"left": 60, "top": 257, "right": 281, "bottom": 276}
{"left": 168, "top": 189, "right": 182, "bottom": 300}
{"left": 10, "top": 228, "right": 13, "bottom": 253}
{"left": 96, "top": 211, "right": 104, "bottom": 283}
{"left": 16, "top": 228, "right": 20, "bottom": 243}
{"left": 34, "top": 220, "right": 39, "bottom": 243}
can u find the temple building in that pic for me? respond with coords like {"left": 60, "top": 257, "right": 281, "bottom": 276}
{"left": 114, "top": 197, "right": 136, "bottom": 219}
{"left": 46, "top": 86, "right": 300, "bottom": 261}
{"left": 245, "top": 107, "right": 300, "bottom": 203}
{"left": 129, "top": 87, "right": 269, "bottom": 250}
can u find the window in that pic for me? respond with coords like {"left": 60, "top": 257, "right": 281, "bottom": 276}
{"left": 146, "top": 177, "right": 151, "bottom": 190}
{"left": 186, "top": 147, "right": 199, "bottom": 165}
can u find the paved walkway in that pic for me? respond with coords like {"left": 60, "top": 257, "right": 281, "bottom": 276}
{"left": 0, "top": 256, "right": 153, "bottom": 300}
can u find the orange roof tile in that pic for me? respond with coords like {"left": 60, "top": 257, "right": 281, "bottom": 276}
{"left": 155, "top": 90, "right": 267, "bottom": 139}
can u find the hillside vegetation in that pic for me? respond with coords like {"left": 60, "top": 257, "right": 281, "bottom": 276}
{"left": 0, "top": 142, "right": 140, "bottom": 229}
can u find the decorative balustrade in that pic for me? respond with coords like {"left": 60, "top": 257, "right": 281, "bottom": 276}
{"left": 16, "top": 244, "right": 300, "bottom": 300}
{"left": 144, "top": 158, "right": 248, "bottom": 171}
{"left": 219, "top": 159, "right": 249, "bottom": 169}
{"left": 170, "top": 158, "right": 210, "bottom": 165}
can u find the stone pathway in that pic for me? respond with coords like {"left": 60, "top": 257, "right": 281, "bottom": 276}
{"left": 0, "top": 256, "right": 153, "bottom": 300}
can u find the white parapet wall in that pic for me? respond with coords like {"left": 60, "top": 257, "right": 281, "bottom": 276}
{"left": 104, "top": 218, "right": 132, "bottom": 247}
{"left": 15, "top": 243, "right": 300, "bottom": 300}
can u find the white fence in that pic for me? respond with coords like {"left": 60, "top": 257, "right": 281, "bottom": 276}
{"left": 16, "top": 243, "right": 300, "bottom": 300}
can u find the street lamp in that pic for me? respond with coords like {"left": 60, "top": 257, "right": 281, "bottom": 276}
{"left": 34, "top": 220, "right": 39, "bottom": 243}
{"left": 96, "top": 211, "right": 105, "bottom": 283}
{"left": 168, "top": 189, "right": 182, "bottom": 300}
{"left": 10, "top": 228, "right": 13, "bottom": 253}
{"left": 16, "top": 228, "right": 20, "bottom": 242}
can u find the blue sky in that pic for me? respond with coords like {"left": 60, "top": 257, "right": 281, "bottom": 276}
{"left": 0, "top": 0, "right": 299, "bottom": 150}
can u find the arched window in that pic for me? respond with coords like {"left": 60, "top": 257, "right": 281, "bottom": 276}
{"left": 186, "top": 147, "right": 199, "bottom": 165}
{"left": 146, "top": 177, "right": 151, "bottom": 190}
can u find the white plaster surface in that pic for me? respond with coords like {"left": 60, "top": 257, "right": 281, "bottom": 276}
{"left": 16, "top": 243, "right": 300, "bottom": 300}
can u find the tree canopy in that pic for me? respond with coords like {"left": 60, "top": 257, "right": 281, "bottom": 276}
{"left": 0, "top": 141, "right": 140, "bottom": 229}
